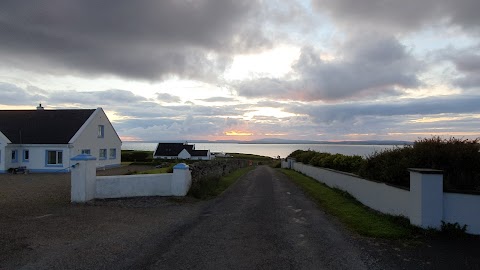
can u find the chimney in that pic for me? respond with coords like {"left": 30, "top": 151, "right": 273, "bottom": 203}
{"left": 36, "top": 103, "right": 44, "bottom": 110}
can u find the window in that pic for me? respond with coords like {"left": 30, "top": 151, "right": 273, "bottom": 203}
{"left": 81, "top": 149, "right": 91, "bottom": 155}
{"left": 11, "top": 150, "right": 18, "bottom": 163}
{"left": 99, "top": 149, "right": 107, "bottom": 160}
{"left": 109, "top": 148, "right": 116, "bottom": 159}
{"left": 23, "top": 150, "right": 29, "bottom": 162}
{"left": 98, "top": 125, "right": 105, "bottom": 138}
{"left": 46, "top": 150, "right": 63, "bottom": 166}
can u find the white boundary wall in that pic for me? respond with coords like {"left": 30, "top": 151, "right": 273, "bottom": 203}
{"left": 282, "top": 159, "right": 480, "bottom": 235}
{"left": 71, "top": 154, "right": 192, "bottom": 202}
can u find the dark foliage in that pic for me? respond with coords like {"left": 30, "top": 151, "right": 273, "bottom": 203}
{"left": 288, "top": 150, "right": 365, "bottom": 174}
{"left": 359, "top": 137, "right": 480, "bottom": 191}
{"left": 121, "top": 150, "right": 152, "bottom": 162}
{"left": 287, "top": 137, "right": 480, "bottom": 192}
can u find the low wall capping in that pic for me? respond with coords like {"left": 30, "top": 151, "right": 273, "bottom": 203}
{"left": 408, "top": 168, "right": 443, "bottom": 174}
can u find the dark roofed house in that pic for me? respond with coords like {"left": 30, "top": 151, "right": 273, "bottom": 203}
{"left": 0, "top": 105, "right": 122, "bottom": 173}
{"left": 153, "top": 143, "right": 212, "bottom": 160}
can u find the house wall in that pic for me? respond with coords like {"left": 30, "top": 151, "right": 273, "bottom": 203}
{"left": 178, "top": 149, "right": 191, "bottom": 159}
{"left": 3, "top": 144, "right": 71, "bottom": 173}
{"left": 70, "top": 108, "right": 122, "bottom": 169}
{"left": 0, "top": 133, "right": 8, "bottom": 173}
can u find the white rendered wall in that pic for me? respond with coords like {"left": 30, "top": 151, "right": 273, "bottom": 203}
{"left": 0, "top": 136, "right": 6, "bottom": 172}
{"left": 178, "top": 149, "right": 191, "bottom": 159}
{"left": 71, "top": 108, "right": 122, "bottom": 168}
{"left": 96, "top": 174, "right": 174, "bottom": 198}
{"left": 3, "top": 144, "right": 71, "bottom": 172}
{"left": 293, "top": 162, "right": 410, "bottom": 217}
{"left": 444, "top": 193, "right": 480, "bottom": 235}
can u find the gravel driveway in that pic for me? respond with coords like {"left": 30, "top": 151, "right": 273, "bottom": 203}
{"left": 0, "top": 165, "right": 206, "bottom": 269}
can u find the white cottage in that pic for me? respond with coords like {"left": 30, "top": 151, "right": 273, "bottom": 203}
{"left": 0, "top": 106, "right": 122, "bottom": 173}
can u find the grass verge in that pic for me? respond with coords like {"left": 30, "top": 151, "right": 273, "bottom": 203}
{"left": 280, "top": 169, "right": 414, "bottom": 239}
{"left": 189, "top": 166, "right": 255, "bottom": 199}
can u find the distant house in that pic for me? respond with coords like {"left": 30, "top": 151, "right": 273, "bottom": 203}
{"left": 153, "top": 142, "right": 212, "bottom": 160}
{"left": 0, "top": 105, "right": 122, "bottom": 173}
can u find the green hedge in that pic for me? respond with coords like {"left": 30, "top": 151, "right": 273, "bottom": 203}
{"left": 288, "top": 137, "right": 480, "bottom": 192}
{"left": 359, "top": 137, "right": 480, "bottom": 191}
{"left": 288, "top": 150, "right": 364, "bottom": 174}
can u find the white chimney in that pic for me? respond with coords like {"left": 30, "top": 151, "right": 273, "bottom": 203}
{"left": 36, "top": 103, "right": 44, "bottom": 110}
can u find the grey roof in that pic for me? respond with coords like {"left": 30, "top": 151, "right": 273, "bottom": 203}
{"left": 0, "top": 109, "right": 95, "bottom": 144}
{"left": 154, "top": 143, "right": 208, "bottom": 157}
{"left": 154, "top": 143, "right": 194, "bottom": 157}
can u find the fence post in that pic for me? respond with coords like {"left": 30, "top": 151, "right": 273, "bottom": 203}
{"left": 408, "top": 168, "right": 444, "bottom": 229}
{"left": 70, "top": 154, "right": 97, "bottom": 203}
{"left": 171, "top": 163, "right": 191, "bottom": 196}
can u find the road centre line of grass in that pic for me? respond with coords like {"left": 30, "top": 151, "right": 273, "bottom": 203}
{"left": 279, "top": 169, "right": 413, "bottom": 239}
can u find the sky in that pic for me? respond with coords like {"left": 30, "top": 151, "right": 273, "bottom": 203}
{"left": 0, "top": 0, "right": 479, "bottom": 142}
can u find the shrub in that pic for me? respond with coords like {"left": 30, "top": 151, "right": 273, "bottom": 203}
{"left": 288, "top": 150, "right": 365, "bottom": 174}
{"left": 358, "top": 137, "right": 480, "bottom": 190}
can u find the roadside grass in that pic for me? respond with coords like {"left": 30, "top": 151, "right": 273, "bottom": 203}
{"left": 280, "top": 169, "right": 414, "bottom": 239}
{"left": 188, "top": 166, "right": 255, "bottom": 199}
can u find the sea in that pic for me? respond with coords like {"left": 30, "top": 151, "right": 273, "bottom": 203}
{"left": 122, "top": 142, "right": 404, "bottom": 158}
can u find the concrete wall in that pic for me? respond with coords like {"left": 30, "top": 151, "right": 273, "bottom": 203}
{"left": 283, "top": 159, "right": 480, "bottom": 235}
{"left": 443, "top": 193, "right": 480, "bottom": 234}
{"left": 71, "top": 155, "right": 192, "bottom": 202}
{"left": 293, "top": 162, "right": 410, "bottom": 217}
{"left": 96, "top": 174, "right": 173, "bottom": 198}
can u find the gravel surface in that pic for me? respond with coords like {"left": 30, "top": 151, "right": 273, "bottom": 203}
{"left": 0, "top": 165, "right": 206, "bottom": 269}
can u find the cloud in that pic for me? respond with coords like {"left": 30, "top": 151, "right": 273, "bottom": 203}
{"left": 290, "top": 95, "right": 480, "bottom": 124}
{"left": 0, "top": 82, "right": 47, "bottom": 105}
{"left": 48, "top": 89, "right": 148, "bottom": 106}
{"left": 235, "top": 33, "right": 421, "bottom": 101}
{"left": 449, "top": 48, "right": 480, "bottom": 89}
{"left": 0, "top": 0, "right": 269, "bottom": 81}
{"left": 156, "top": 93, "right": 181, "bottom": 103}
{"left": 311, "top": 0, "right": 480, "bottom": 33}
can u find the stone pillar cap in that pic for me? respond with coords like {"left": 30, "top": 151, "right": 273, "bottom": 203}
{"left": 173, "top": 163, "right": 189, "bottom": 170}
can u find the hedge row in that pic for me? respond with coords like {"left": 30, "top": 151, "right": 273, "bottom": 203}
{"left": 288, "top": 137, "right": 480, "bottom": 192}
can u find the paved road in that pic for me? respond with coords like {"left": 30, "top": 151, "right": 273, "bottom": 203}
{"left": 143, "top": 166, "right": 384, "bottom": 269}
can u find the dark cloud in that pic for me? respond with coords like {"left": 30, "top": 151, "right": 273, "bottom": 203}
{"left": 0, "top": 0, "right": 268, "bottom": 81}
{"left": 450, "top": 50, "right": 480, "bottom": 89}
{"left": 290, "top": 95, "right": 480, "bottom": 124}
{"left": 311, "top": 0, "right": 480, "bottom": 33}
{"left": 235, "top": 33, "right": 421, "bottom": 101}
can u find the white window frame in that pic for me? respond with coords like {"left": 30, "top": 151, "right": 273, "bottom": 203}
{"left": 46, "top": 150, "right": 63, "bottom": 166}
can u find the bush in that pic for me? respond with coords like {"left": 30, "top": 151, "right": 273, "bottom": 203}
{"left": 359, "top": 137, "right": 480, "bottom": 190}
{"left": 288, "top": 150, "right": 365, "bottom": 174}
{"left": 121, "top": 150, "right": 152, "bottom": 162}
